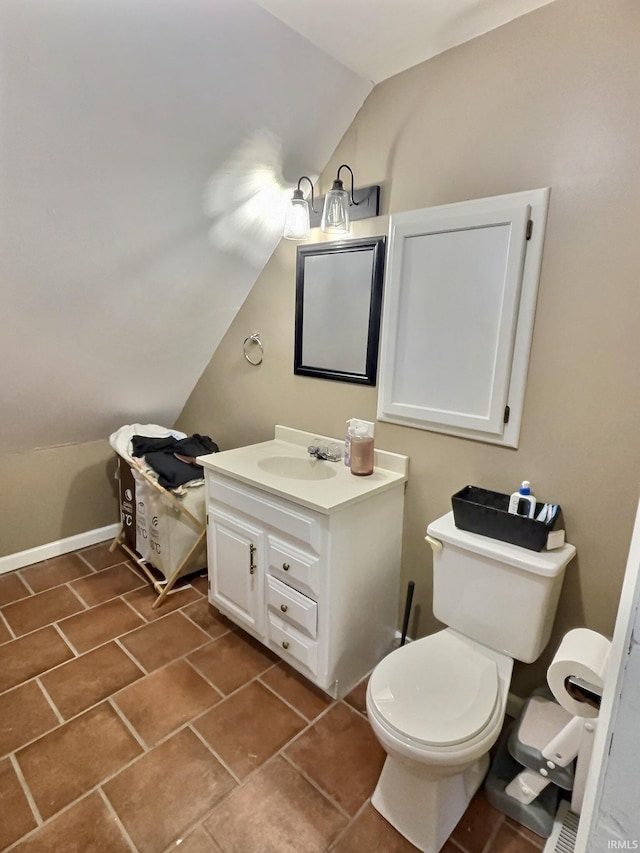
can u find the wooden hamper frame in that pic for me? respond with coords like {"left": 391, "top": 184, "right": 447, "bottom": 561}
{"left": 110, "top": 462, "right": 206, "bottom": 609}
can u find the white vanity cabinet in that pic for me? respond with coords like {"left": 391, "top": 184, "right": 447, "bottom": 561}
{"left": 200, "top": 427, "right": 408, "bottom": 699}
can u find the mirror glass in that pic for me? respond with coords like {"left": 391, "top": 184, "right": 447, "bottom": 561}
{"left": 294, "top": 237, "right": 386, "bottom": 385}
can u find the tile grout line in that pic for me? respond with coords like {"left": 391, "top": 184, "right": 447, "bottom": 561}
{"left": 108, "top": 697, "right": 150, "bottom": 753}
{"left": 64, "top": 580, "right": 93, "bottom": 611}
{"left": 118, "top": 593, "right": 152, "bottom": 622}
{"left": 0, "top": 615, "right": 80, "bottom": 659}
{"left": 35, "top": 675, "right": 66, "bottom": 726}
{"left": 325, "top": 793, "right": 374, "bottom": 851}
{"left": 51, "top": 619, "right": 80, "bottom": 657}
{"left": 256, "top": 670, "right": 332, "bottom": 723}
{"left": 278, "top": 749, "right": 353, "bottom": 820}
{"left": 15, "top": 570, "right": 36, "bottom": 596}
{"left": 10, "top": 751, "right": 44, "bottom": 828}
{"left": 0, "top": 607, "right": 17, "bottom": 643}
{"left": 481, "top": 812, "right": 508, "bottom": 853}
{"left": 5, "top": 778, "right": 143, "bottom": 852}
{"left": 187, "top": 722, "right": 244, "bottom": 787}
{"left": 113, "top": 635, "right": 151, "bottom": 676}
{"left": 9, "top": 624, "right": 226, "bottom": 745}
{"left": 159, "top": 819, "right": 219, "bottom": 853}
{"left": 182, "top": 656, "right": 226, "bottom": 701}
{"left": 505, "top": 816, "right": 547, "bottom": 849}
{"left": 76, "top": 550, "right": 102, "bottom": 572}
{"left": 97, "top": 786, "right": 139, "bottom": 853}
{"left": 159, "top": 659, "right": 337, "bottom": 795}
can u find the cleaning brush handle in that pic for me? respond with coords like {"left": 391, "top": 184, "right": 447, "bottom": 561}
{"left": 400, "top": 581, "right": 415, "bottom": 646}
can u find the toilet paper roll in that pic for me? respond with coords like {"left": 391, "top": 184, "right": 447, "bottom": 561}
{"left": 546, "top": 628, "right": 611, "bottom": 719}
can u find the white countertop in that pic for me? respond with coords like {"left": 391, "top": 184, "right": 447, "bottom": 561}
{"left": 198, "top": 425, "right": 409, "bottom": 514}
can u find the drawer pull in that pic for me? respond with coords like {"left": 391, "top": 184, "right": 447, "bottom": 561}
{"left": 282, "top": 562, "right": 290, "bottom": 571}
{"left": 282, "top": 640, "right": 290, "bottom": 650}
{"left": 249, "top": 543, "right": 257, "bottom": 575}
{"left": 280, "top": 604, "right": 288, "bottom": 613}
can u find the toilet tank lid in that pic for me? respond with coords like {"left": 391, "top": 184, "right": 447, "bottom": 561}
{"left": 427, "top": 512, "right": 576, "bottom": 577}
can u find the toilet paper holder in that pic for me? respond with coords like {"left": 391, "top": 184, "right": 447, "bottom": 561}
{"left": 564, "top": 675, "right": 603, "bottom": 710}
{"left": 500, "top": 628, "right": 610, "bottom": 819}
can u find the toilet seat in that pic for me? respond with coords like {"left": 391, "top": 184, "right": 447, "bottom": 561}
{"left": 369, "top": 631, "right": 499, "bottom": 747}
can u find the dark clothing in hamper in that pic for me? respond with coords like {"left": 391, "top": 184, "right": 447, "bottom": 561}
{"left": 131, "top": 434, "right": 219, "bottom": 490}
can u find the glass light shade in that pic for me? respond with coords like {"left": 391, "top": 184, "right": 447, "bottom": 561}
{"left": 283, "top": 194, "right": 310, "bottom": 240}
{"left": 321, "top": 186, "right": 350, "bottom": 234}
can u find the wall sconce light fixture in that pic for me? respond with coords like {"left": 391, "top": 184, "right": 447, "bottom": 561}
{"left": 319, "top": 164, "right": 380, "bottom": 236}
{"left": 283, "top": 176, "right": 316, "bottom": 240}
{"left": 283, "top": 165, "right": 380, "bottom": 240}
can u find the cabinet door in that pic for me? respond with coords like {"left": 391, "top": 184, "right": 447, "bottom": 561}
{"left": 208, "top": 508, "right": 264, "bottom": 636}
{"left": 378, "top": 188, "right": 549, "bottom": 447}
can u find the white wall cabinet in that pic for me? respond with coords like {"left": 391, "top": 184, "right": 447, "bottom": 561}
{"left": 204, "top": 470, "right": 406, "bottom": 699}
{"left": 378, "top": 188, "right": 550, "bottom": 447}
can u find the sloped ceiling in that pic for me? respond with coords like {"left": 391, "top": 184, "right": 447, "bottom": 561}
{"left": 253, "top": 0, "right": 557, "bottom": 84}
{"left": 1, "top": 0, "right": 556, "bottom": 453}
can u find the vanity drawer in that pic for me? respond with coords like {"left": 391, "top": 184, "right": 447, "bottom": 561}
{"left": 207, "top": 475, "right": 322, "bottom": 551}
{"left": 268, "top": 536, "right": 320, "bottom": 598}
{"left": 266, "top": 575, "right": 317, "bottom": 638}
{"left": 268, "top": 613, "right": 318, "bottom": 675}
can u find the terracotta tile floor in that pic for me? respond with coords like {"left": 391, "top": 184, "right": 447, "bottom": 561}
{"left": 0, "top": 541, "right": 547, "bottom": 852}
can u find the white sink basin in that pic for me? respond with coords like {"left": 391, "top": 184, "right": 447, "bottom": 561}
{"left": 197, "top": 426, "right": 409, "bottom": 512}
{"left": 257, "top": 456, "right": 338, "bottom": 481}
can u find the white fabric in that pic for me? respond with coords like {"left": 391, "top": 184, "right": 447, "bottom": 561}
{"left": 109, "top": 423, "right": 187, "bottom": 465}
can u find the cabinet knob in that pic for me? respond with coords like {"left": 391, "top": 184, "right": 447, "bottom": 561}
{"left": 282, "top": 640, "right": 290, "bottom": 650}
{"left": 282, "top": 563, "right": 290, "bottom": 571}
{"left": 280, "top": 604, "right": 288, "bottom": 613}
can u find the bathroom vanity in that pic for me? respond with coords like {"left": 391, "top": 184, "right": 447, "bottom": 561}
{"left": 198, "top": 426, "right": 408, "bottom": 699}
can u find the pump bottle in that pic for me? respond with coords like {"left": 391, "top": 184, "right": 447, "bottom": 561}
{"left": 508, "top": 481, "right": 536, "bottom": 518}
{"left": 344, "top": 419, "right": 356, "bottom": 467}
{"left": 350, "top": 423, "right": 374, "bottom": 476}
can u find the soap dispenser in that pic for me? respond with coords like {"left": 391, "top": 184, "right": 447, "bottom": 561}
{"left": 349, "top": 420, "right": 375, "bottom": 476}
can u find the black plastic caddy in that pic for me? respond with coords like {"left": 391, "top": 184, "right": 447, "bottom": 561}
{"left": 451, "top": 485, "right": 564, "bottom": 552}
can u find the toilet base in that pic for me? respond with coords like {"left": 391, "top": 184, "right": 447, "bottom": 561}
{"left": 371, "top": 752, "right": 490, "bottom": 852}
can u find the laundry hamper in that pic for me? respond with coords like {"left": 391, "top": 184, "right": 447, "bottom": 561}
{"left": 109, "top": 424, "right": 209, "bottom": 608}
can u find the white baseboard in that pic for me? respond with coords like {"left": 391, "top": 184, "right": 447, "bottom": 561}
{"left": 0, "top": 524, "right": 120, "bottom": 575}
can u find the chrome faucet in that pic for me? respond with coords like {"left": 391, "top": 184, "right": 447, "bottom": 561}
{"left": 307, "top": 442, "right": 341, "bottom": 462}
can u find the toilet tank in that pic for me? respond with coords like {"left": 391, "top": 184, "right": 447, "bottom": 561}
{"left": 426, "top": 512, "right": 576, "bottom": 664}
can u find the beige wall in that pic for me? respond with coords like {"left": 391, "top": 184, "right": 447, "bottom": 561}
{"left": 178, "top": 0, "right": 640, "bottom": 695}
{"left": 0, "top": 441, "right": 119, "bottom": 557}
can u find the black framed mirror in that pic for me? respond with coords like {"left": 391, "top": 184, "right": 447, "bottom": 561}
{"left": 294, "top": 236, "right": 386, "bottom": 385}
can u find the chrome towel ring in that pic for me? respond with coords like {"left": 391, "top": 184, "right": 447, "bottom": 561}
{"left": 243, "top": 332, "right": 263, "bottom": 365}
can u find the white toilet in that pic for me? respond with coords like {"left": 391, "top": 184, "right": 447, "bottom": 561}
{"left": 366, "top": 511, "right": 576, "bottom": 852}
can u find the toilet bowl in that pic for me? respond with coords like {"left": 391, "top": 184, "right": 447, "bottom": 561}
{"left": 366, "top": 629, "right": 513, "bottom": 851}
{"left": 366, "top": 511, "right": 577, "bottom": 853}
